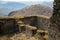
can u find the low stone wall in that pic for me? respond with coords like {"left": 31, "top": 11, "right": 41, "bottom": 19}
{"left": 0, "top": 18, "right": 19, "bottom": 35}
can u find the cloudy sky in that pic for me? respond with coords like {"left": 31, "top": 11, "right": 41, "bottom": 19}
{"left": 0, "top": 0, "right": 54, "bottom": 5}
{"left": 0, "top": 0, "right": 53, "bottom": 2}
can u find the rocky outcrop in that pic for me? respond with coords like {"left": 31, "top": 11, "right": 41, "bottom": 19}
{"left": 20, "top": 16, "right": 49, "bottom": 30}
{"left": 48, "top": 0, "right": 60, "bottom": 40}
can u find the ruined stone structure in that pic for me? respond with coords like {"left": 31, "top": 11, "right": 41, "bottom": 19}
{"left": 16, "top": 16, "right": 49, "bottom": 40}
{"left": 0, "top": 17, "right": 19, "bottom": 35}
{"left": 48, "top": 0, "right": 60, "bottom": 40}
{"left": 0, "top": 15, "right": 49, "bottom": 40}
{"left": 20, "top": 16, "right": 49, "bottom": 30}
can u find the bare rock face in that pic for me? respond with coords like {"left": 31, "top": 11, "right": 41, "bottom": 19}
{"left": 48, "top": 0, "right": 60, "bottom": 40}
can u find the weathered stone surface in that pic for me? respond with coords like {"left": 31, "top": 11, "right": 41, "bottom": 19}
{"left": 48, "top": 0, "right": 60, "bottom": 40}
{"left": 20, "top": 16, "right": 49, "bottom": 30}
{"left": 0, "top": 18, "right": 19, "bottom": 35}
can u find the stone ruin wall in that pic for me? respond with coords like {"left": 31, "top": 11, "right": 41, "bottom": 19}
{"left": 0, "top": 18, "right": 19, "bottom": 35}
{"left": 0, "top": 16, "right": 49, "bottom": 40}
{"left": 20, "top": 16, "right": 49, "bottom": 30}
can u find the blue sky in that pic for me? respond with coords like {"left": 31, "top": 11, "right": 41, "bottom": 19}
{"left": 0, "top": 0, "right": 54, "bottom": 2}
{"left": 0, "top": 0, "right": 53, "bottom": 9}
{"left": 0, "top": 0, "right": 54, "bottom": 5}
{"left": 0, "top": 0, "right": 53, "bottom": 7}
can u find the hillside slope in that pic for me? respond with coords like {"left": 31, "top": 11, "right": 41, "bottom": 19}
{"left": 8, "top": 4, "right": 53, "bottom": 17}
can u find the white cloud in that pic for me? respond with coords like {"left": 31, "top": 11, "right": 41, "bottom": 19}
{"left": 0, "top": 0, "right": 53, "bottom": 5}
{"left": 1, "top": 0, "right": 54, "bottom": 2}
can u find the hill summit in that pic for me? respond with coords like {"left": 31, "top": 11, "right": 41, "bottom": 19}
{"left": 8, "top": 4, "right": 53, "bottom": 17}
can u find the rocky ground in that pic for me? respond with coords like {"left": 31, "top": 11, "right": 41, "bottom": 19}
{"left": 0, "top": 30, "right": 48, "bottom": 40}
